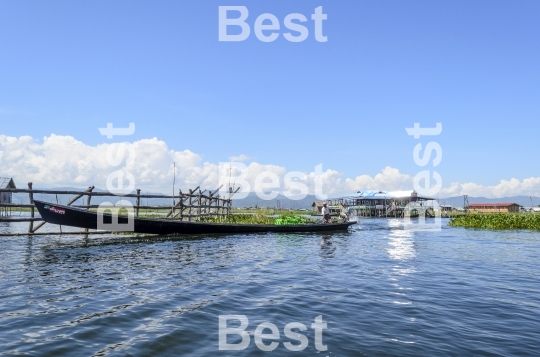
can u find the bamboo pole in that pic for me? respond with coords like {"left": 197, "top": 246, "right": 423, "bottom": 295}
{"left": 28, "top": 183, "right": 34, "bottom": 233}
{"left": 173, "top": 195, "right": 191, "bottom": 219}
{"left": 188, "top": 189, "right": 192, "bottom": 221}
{"left": 136, "top": 189, "right": 141, "bottom": 218}
{"left": 0, "top": 188, "right": 192, "bottom": 199}
{"left": 165, "top": 186, "right": 201, "bottom": 217}
{"left": 210, "top": 185, "right": 223, "bottom": 219}
{"left": 179, "top": 190, "right": 183, "bottom": 221}
{"left": 208, "top": 192, "right": 214, "bottom": 218}
{"left": 85, "top": 189, "right": 92, "bottom": 233}
{"left": 197, "top": 189, "right": 202, "bottom": 221}
{"left": 0, "top": 217, "right": 43, "bottom": 222}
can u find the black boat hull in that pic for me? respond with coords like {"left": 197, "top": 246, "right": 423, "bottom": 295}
{"left": 33, "top": 200, "right": 356, "bottom": 235}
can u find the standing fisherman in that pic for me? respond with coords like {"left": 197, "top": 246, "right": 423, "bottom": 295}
{"left": 322, "top": 202, "right": 331, "bottom": 224}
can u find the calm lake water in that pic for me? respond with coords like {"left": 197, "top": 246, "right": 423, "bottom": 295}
{"left": 1, "top": 218, "right": 539, "bottom": 356}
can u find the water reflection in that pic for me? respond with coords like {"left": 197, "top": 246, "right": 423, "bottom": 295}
{"left": 386, "top": 220, "right": 416, "bottom": 261}
{"left": 319, "top": 235, "right": 336, "bottom": 259}
{"left": 275, "top": 233, "right": 307, "bottom": 243}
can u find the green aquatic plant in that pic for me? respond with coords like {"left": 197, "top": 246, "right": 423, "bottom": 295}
{"left": 198, "top": 211, "right": 314, "bottom": 225}
{"left": 448, "top": 213, "right": 540, "bottom": 230}
{"left": 199, "top": 213, "right": 275, "bottom": 225}
{"left": 274, "top": 215, "right": 307, "bottom": 225}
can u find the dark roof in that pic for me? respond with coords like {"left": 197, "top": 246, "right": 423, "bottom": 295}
{"left": 0, "top": 177, "right": 16, "bottom": 189}
{"left": 468, "top": 203, "right": 520, "bottom": 207}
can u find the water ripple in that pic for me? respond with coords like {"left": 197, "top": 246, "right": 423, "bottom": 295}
{"left": 0, "top": 219, "right": 539, "bottom": 356}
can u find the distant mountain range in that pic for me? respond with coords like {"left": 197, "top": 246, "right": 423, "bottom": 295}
{"left": 10, "top": 187, "right": 540, "bottom": 209}
{"left": 231, "top": 193, "right": 317, "bottom": 209}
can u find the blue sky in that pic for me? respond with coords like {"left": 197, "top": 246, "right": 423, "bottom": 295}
{"left": 1, "top": 0, "right": 539, "bottom": 193}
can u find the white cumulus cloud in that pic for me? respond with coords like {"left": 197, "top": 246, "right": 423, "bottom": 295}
{"left": 229, "top": 154, "right": 250, "bottom": 162}
{"left": 1, "top": 134, "right": 539, "bottom": 198}
{"left": 440, "top": 177, "right": 540, "bottom": 198}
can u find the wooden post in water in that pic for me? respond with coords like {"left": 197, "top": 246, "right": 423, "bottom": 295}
{"left": 197, "top": 189, "right": 202, "bottom": 220}
{"left": 217, "top": 196, "right": 221, "bottom": 221}
{"left": 135, "top": 189, "right": 141, "bottom": 218}
{"left": 188, "top": 189, "right": 193, "bottom": 221}
{"left": 85, "top": 189, "right": 92, "bottom": 233}
{"left": 28, "top": 182, "right": 34, "bottom": 233}
{"left": 216, "top": 195, "right": 220, "bottom": 220}
{"left": 179, "top": 189, "right": 183, "bottom": 221}
{"left": 207, "top": 191, "right": 212, "bottom": 218}
{"left": 208, "top": 188, "right": 221, "bottom": 219}
{"left": 222, "top": 197, "right": 226, "bottom": 221}
{"left": 203, "top": 191, "right": 208, "bottom": 217}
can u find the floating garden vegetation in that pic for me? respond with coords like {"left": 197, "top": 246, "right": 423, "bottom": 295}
{"left": 112, "top": 208, "right": 315, "bottom": 225}
{"left": 274, "top": 215, "right": 307, "bottom": 225}
{"left": 448, "top": 213, "right": 540, "bottom": 230}
{"left": 200, "top": 212, "right": 314, "bottom": 225}
{"left": 201, "top": 213, "right": 275, "bottom": 225}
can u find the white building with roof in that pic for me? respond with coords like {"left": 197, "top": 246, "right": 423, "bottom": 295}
{"left": 319, "top": 189, "right": 437, "bottom": 218}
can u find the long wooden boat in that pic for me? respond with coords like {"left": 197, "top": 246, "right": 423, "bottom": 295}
{"left": 33, "top": 200, "right": 356, "bottom": 235}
